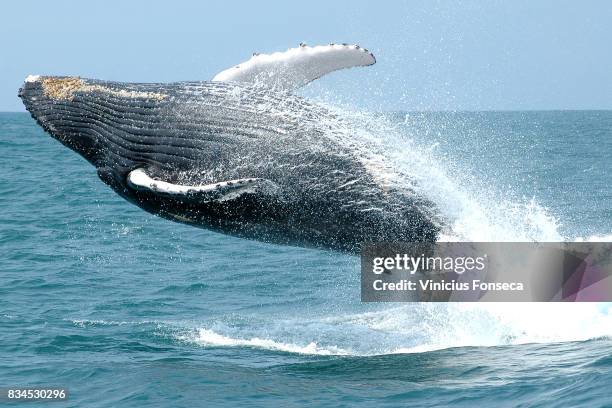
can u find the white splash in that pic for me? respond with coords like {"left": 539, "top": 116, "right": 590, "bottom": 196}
{"left": 574, "top": 234, "right": 612, "bottom": 242}
{"left": 316, "top": 106, "right": 563, "bottom": 242}
{"left": 176, "top": 302, "right": 612, "bottom": 357}
{"left": 184, "top": 328, "right": 350, "bottom": 356}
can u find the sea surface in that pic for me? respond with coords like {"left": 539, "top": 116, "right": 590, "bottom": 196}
{"left": 1, "top": 110, "right": 611, "bottom": 407}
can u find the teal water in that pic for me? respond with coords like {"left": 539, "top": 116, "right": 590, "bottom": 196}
{"left": 1, "top": 111, "right": 611, "bottom": 407}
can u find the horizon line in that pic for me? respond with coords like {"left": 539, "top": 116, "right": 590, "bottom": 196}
{"left": 2, "top": 109, "right": 612, "bottom": 114}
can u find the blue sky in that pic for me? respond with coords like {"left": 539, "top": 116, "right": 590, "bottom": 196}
{"left": 2, "top": 0, "right": 611, "bottom": 111}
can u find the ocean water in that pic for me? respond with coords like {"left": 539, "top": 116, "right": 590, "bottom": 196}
{"left": 1, "top": 110, "right": 611, "bottom": 407}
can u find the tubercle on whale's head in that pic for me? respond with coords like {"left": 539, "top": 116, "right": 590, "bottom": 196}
{"left": 19, "top": 75, "right": 167, "bottom": 102}
{"left": 20, "top": 75, "right": 84, "bottom": 101}
{"left": 42, "top": 76, "right": 85, "bottom": 100}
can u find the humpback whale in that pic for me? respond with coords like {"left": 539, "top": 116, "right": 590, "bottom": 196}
{"left": 19, "top": 43, "right": 440, "bottom": 252}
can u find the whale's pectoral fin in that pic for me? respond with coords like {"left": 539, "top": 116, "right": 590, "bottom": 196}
{"left": 127, "top": 168, "right": 275, "bottom": 203}
{"left": 212, "top": 43, "right": 375, "bottom": 91}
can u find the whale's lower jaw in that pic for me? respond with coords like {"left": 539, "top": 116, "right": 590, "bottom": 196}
{"left": 118, "top": 190, "right": 439, "bottom": 254}
{"left": 19, "top": 76, "right": 440, "bottom": 253}
{"left": 102, "top": 168, "right": 440, "bottom": 254}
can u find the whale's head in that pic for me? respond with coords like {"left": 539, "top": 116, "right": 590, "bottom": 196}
{"left": 18, "top": 75, "right": 197, "bottom": 192}
{"left": 19, "top": 75, "right": 106, "bottom": 165}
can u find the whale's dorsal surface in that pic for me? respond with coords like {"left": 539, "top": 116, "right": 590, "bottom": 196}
{"left": 212, "top": 43, "right": 375, "bottom": 91}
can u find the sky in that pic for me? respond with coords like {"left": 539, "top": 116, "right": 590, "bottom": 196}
{"left": 1, "top": 0, "right": 611, "bottom": 111}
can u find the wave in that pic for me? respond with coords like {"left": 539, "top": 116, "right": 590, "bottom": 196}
{"left": 171, "top": 302, "right": 612, "bottom": 357}
{"left": 180, "top": 328, "right": 351, "bottom": 356}
{"left": 69, "top": 305, "right": 612, "bottom": 357}
{"left": 70, "top": 319, "right": 161, "bottom": 327}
